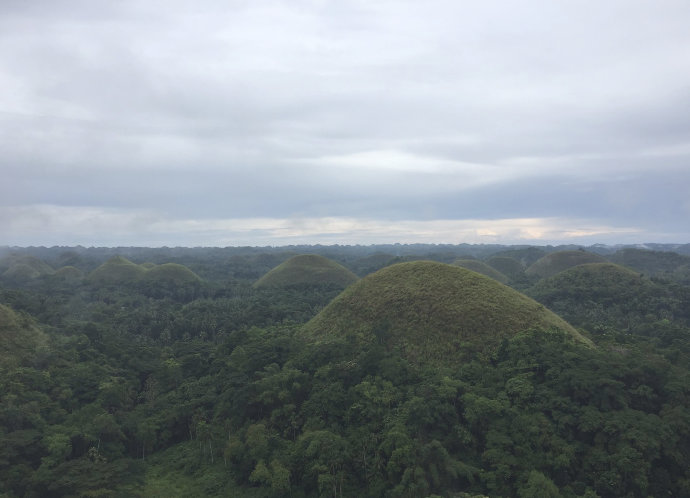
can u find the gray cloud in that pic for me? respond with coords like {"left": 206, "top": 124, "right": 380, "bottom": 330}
{"left": 1, "top": 0, "right": 689, "bottom": 245}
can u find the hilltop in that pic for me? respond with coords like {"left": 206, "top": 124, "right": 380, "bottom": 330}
{"left": 452, "top": 258, "right": 509, "bottom": 283}
{"left": 609, "top": 248, "right": 690, "bottom": 284}
{"left": 141, "top": 263, "right": 202, "bottom": 285}
{"left": 87, "top": 256, "right": 147, "bottom": 285}
{"left": 527, "top": 262, "right": 690, "bottom": 332}
{"left": 303, "top": 261, "right": 589, "bottom": 363}
{"left": 0, "top": 254, "right": 54, "bottom": 282}
{"left": 525, "top": 250, "right": 606, "bottom": 279}
{"left": 486, "top": 256, "right": 525, "bottom": 280}
{"left": 254, "top": 254, "right": 359, "bottom": 289}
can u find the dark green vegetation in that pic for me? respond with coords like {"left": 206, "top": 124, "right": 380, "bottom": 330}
{"left": 526, "top": 251, "right": 607, "bottom": 279}
{"left": 609, "top": 248, "right": 690, "bottom": 285}
{"left": 254, "top": 254, "right": 359, "bottom": 290}
{"left": 1, "top": 244, "right": 689, "bottom": 497}
{"left": 485, "top": 256, "right": 525, "bottom": 281}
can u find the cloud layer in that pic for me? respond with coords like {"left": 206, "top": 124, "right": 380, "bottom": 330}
{"left": 1, "top": 0, "right": 689, "bottom": 246}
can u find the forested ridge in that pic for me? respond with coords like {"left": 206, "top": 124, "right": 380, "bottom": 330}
{"left": 1, "top": 245, "right": 689, "bottom": 497}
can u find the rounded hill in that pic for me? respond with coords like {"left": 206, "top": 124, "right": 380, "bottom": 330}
{"left": 0, "top": 255, "right": 54, "bottom": 282}
{"left": 452, "top": 259, "right": 509, "bottom": 283}
{"left": 87, "top": 256, "right": 147, "bottom": 285}
{"left": 0, "top": 304, "right": 47, "bottom": 365}
{"left": 141, "top": 263, "right": 202, "bottom": 285}
{"left": 302, "top": 261, "right": 590, "bottom": 363}
{"left": 486, "top": 256, "right": 525, "bottom": 279}
{"left": 526, "top": 263, "right": 684, "bottom": 331}
{"left": 529, "top": 263, "right": 643, "bottom": 300}
{"left": 254, "top": 254, "right": 359, "bottom": 289}
{"left": 53, "top": 266, "right": 85, "bottom": 282}
{"left": 526, "top": 250, "right": 606, "bottom": 279}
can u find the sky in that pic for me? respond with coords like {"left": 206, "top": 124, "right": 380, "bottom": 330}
{"left": 1, "top": 0, "right": 689, "bottom": 247}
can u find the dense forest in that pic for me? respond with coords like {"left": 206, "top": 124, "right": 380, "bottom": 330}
{"left": 1, "top": 243, "right": 689, "bottom": 497}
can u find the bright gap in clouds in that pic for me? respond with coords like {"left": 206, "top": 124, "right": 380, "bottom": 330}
{"left": 0, "top": 205, "right": 644, "bottom": 247}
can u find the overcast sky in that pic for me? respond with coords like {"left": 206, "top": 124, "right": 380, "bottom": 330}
{"left": 1, "top": 0, "right": 689, "bottom": 247}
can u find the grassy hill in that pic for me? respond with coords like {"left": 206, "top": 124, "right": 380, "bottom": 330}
{"left": 303, "top": 261, "right": 590, "bottom": 364}
{"left": 526, "top": 262, "right": 690, "bottom": 332}
{"left": 486, "top": 256, "right": 525, "bottom": 279}
{"left": 609, "top": 248, "right": 690, "bottom": 284}
{"left": 87, "top": 257, "right": 203, "bottom": 292}
{"left": 87, "top": 256, "right": 147, "bottom": 285}
{"left": 452, "top": 259, "right": 509, "bottom": 283}
{"left": 141, "top": 263, "right": 202, "bottom": 285}
{"left": 0, "top": 254, "right": 54, "bottom": 282}
{"left": 488, "top": 247, "right": 547, "bottom": 268}
{"left": 254, "top": 254, "right": 359, "bottom": 289}
{"left": 53, "top": 265, "right": 85, "bottom": 282}
{"left": 349, "top": 252, "right": 396, "bottom": 276}
{"left": 0, "top": 304, "right": 47, "bottom": 366}
{"left": 525, "top": 250, "right": 606, "bottom": 279}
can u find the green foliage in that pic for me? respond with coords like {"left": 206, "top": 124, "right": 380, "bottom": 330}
{"left": 610, "top": 248, "right": 690, "bottom": 282}
{"left": 87, "top": 256, "right": 148, "bottom": 285}
{"left": 0, "top": 303, "right": 48, "bottom": 365}
{"left": 254, "top": 254, "right": 359, "bottom": 290}
{"left": 1, "top": 245, "right": 689, "bottom": 497}
{"left": 526, "top": 251, "right": 607, "bottom": 279}
{"left": 303, "top": 261, "right": 591, "bottom": 365}
{"left": 486, "top": 256, "right": 525, "bottom": 280}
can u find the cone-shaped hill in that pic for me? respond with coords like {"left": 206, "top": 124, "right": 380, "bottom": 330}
{"left": 254, "top": 254, "right": 358, "bottom": 289}
{"left": 0, "top": 304, "right": 47, "bottom": 365}
{"left": 141, "top": 263, "right": 202, "bottom": 285}
{"left": 526, "top": 250, "right": 606, "bottom": 279}
{"left": 526, "top": 263, "right": 682, "bottom": 330}
{"left": 530, "top": 263, "right": 644, "bottom": 299}
{"left": 302, "top": 261, "right": 590, "bottom": 364}
{"left": 88, "top": 257, "right": 202, "bottom": 287}
{"left": 53, "top": 266, "right": 85, "bottom": 282}
{"left": 0, "top": 254, "right": 54, "bottom": 282}
{"left": 452, "top": 259, "right": 509, "bottom": 283}
{"left": 486, "top": 256, "right": 525, "bottom": 279}
{"left": 87, "top": 256, "right": 147, "bottom": 284}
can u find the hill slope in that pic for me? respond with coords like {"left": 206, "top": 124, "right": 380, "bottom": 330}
{"left": 527, "top": 262, "right": 690, "bottom": 332}
{"left": 303, "top": 261, "right": 589, "bottom": 363}
{"left": 0, "top": 304, "right": 47, "bottom": 365}
{"left": 0, "top": 254, "right": 54, "bottom": 282}
{"left": 526, "top": 250, "right": 606, "bottom": 279}
{"left": 87, "top": 256, "right": 147, "bottom": 284}
{"left": 141, "top": 263, "right": 202, "bottom": 285}
{"left": 609, "top": 248, "right": 690, "bottom": 284}
{"left": 486, "top": 256, "right": 525, "bottom": 279}
{"left": 452, "top": 259, "right": 509, "bottom": 283}
{"left": 254, "top": 254, "right": 358, "bottom": 289}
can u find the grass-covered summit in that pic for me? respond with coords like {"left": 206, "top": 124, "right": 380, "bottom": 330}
{"left": 303, "top": 261, "right": 590, "bottom": 363}
{"left": 0, "top": 254, "right": 54, "bottom": 282}
{"left": 526, "top": 250, "right": 606, "bottom": 279}
{"left": 486, "top": 256, "right": 525, "bottom": 280}
{"left": 0, "top": 304, "right": 47, "bottom": 366}
{"left": 452, "top": 258, "right": 509, "bottom": 283}
{"left": 87, "top": 256, "right": 147, "bottom": 284}
{"left": 526, "top": 262, "right": 689, "bottom": 333}
{"left": 141, "top": 263, "right": 202, "bottom": 285}
{"left": 87, "top": 257, "right": 201, "bottom": 286}
{"left": 254, "top": 254, "right": 358, "bottom": 289}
